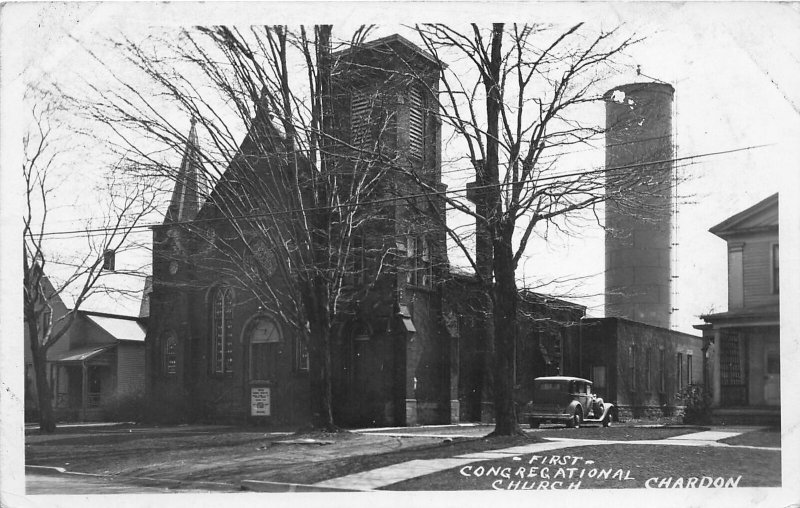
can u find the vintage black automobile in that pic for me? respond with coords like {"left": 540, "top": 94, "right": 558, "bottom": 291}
{"left": 524, "top": 376, "right": 614, "bottom": 429}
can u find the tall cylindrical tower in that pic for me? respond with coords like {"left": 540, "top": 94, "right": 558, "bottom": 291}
{"left": 604, "top": 82, "right": 674, "bottom": 328}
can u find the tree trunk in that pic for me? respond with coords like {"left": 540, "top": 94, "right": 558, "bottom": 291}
{"left": 303, "top": 278, "right": 337, "bottom": 431}
{"left": 27, "top": 319, "right": 56, "bottom": 433}
{"left": 480, "top": 23, "right": 521, "bottom": 436}
{"left": 302, "top": 23, "right": 338, "bottom": 432}
{"left": 489, "top": 223, "right": 522, "bottom": 436}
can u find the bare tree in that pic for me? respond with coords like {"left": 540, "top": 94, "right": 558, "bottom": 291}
{"left": 76, "top": 25, "right": 412, "bottom": 430}
{"left": 408, "top": 23, "right": 650, "bottom": 435}
{"left": 22, "top": 100, "right": 157, "bottom": 432}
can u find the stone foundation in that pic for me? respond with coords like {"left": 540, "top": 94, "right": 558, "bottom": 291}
{"left": 404, "top": 398, "right": 418, "bottom": 426}
{"left": 449, "top": 399, "right": 460, "bottom": 424}
{"left": 616, "top": 404, "right": 681, "bottom": 420}
{"left": 480, "top": 401, "right": 494, "bottom": 423}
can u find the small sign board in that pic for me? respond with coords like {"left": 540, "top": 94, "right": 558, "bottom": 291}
{"left": 251, "top": 387, "right": 271, "bottom": 416}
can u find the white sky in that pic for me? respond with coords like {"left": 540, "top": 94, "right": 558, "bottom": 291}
{"left": 4, "top": 2, "right": 800, "bottom": 327}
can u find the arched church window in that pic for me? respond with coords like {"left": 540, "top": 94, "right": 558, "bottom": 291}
{"left": 211, "top": 286, "right": 235, "bottom": 374}
{"left": 163, "top": 332, "right": 178, "bottom": 376}
{"left": 249, "top": 317, "right": 281, "bottom": 382}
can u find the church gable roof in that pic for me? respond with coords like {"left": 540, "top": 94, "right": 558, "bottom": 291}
{"left": 709, "top": 192, "right": 778, "bottom": 238}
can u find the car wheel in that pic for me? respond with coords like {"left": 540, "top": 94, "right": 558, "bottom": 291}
{"left": 602, "top": 413, "right": 611, "bottom": 427}
{"left": 529, "top": 418, "right": 540, "bottom": 429}
{"left": 594, "top": 402, "right": 604, "bottom": 419}
{"left": 573, "top": 409, "right": 582, "bottom": 429}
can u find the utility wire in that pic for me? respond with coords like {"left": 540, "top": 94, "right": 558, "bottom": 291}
{"left": 34, "top": 142, "right": 769, "bottom": 239}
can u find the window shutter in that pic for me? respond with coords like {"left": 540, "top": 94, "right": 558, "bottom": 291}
{"left": 409, "top": 86, "right": 424, "bottom": 157}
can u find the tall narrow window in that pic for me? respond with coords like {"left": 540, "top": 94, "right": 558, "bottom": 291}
{"left": 687, "top": 354, "right": 693, "bottom": 385}
{"left": 408, "top": 85, "right": 425, "bottom": 157}
{"left": 164, "top": 333, "right": 177, "bottom": 376}
{"left": 646, "top": 347, "right": 652, "bottom": 391}
{"left": 249, "top": 317, "right": 281, "bottom": 381}
{"left": 212, "top": 287, "right": 234, "bottom": 374}
{"left": 659, "top": 349, "right": 666, "bottom": 393}
{"left": 295, "top": 337, "right": 309, "bottom": 372}
{"left": 772, "top": 243, "right": 779, "bottom": 294}
{"left": 629, "top": 345, "right": 636, "bottom": 392}
{"left": 351, "top": 91, "right": 372, "bottom": 147}
{"left": 676, "top": 353, "right": 683, "bottom": 393}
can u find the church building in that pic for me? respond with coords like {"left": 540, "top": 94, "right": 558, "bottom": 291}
{"left": 145, "top": 34, "right": 457, "bottom": 427}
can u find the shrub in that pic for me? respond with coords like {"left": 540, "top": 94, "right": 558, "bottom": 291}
{"left": 678, "top": 384, "right": 712, "bottom": 425}
{"left": 103, "top": 391, "right": 148, "bottom": 422}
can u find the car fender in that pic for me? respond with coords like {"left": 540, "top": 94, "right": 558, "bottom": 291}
{"left": 566, "top": 400, "right": 582, "bottom": 416}
{"left": 599, "top": 402, "right": 615, "bottom": 420}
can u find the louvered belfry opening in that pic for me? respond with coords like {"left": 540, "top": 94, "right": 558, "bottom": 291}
{"left": 408, "top": 85, "right": 425, "bottom": 158}
{"left": 350, "top": 90, "right": 373, "bottom": 148}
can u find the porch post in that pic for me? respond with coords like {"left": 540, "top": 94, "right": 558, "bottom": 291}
{"left": 81, "top": 361, "right": 88, "bottom": 421}
{"left": 712, "top": 329, "right": 721, "bottom": 407}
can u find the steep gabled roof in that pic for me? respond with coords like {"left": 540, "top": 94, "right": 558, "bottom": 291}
{"left": 195, "top": 96, "right": 298, "bottom": 222}
{"left": 709, "top": 192, "right": 778, "bottom": 239}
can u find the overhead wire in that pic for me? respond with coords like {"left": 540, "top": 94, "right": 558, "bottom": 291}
{"left": 33, "top": 142, "right": 770, "bottom": 239}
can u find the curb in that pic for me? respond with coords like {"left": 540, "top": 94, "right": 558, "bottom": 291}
{"left": 241, "top": 480, "right": 369, "bottom": 493}
{"left": 25, "top": 465, "right": 67, "bottom": 475}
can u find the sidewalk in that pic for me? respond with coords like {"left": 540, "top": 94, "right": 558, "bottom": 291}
{"left": 274, "top": 426, "right": 764, "bottom": 491}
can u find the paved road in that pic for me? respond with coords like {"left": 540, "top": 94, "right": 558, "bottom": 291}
{"left": 27, "top": 473, "right": 177, "bottom": 495}
{"left": 26, "top": 470, "right": 240, "bottom": 495}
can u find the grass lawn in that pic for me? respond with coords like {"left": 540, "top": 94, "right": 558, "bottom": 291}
{"left": 386, "top": 444, "right": 781, "bottom": 490}
{"left": 719, "top": 427, "right": 780, "bottom": 448}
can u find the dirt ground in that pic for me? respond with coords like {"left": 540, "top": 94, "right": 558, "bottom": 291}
{"left": 26, "top": 425, "right": 452, "bottom": 486}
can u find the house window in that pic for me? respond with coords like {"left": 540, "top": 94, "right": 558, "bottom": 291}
{"left": 676, "top": 352, "right": 683, "bottom": 393}
{"left": 164, "top": 333, "right": 178, "bottom": 376}
{"left": 629, "top": 345, "right": 636, "bottom": 392}
{"left": 772, "top": 243, "right": 779, "bottom": 294}
{"left": 211, "top": 287, "right": 235, "bottom": 374}
{"left": 409, "top": 85, "right": 425, "bottom": 158}
{"left": 687, "top": 354, "right": 693, "bottom": 385}
{"left": 351, "top": 90, "right": 373, "bottom": 147}
{"left": 646, "top": 347, "right": 652, "bottom": 392}
{"left": 659, "top": 348, "right": 665, "bottom": 393}
{"left": 249, "top": 317, "right": 281, "bottom": 382}
{"left": 728, "top": 245, "right": 744, "bottom": 308}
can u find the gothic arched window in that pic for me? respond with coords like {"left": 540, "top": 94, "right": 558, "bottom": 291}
{"left": 163, "top": 332, "right": 178, "bottom": 376}
{"left": 211, "top": 286, "right": 234, "bottom": 374}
